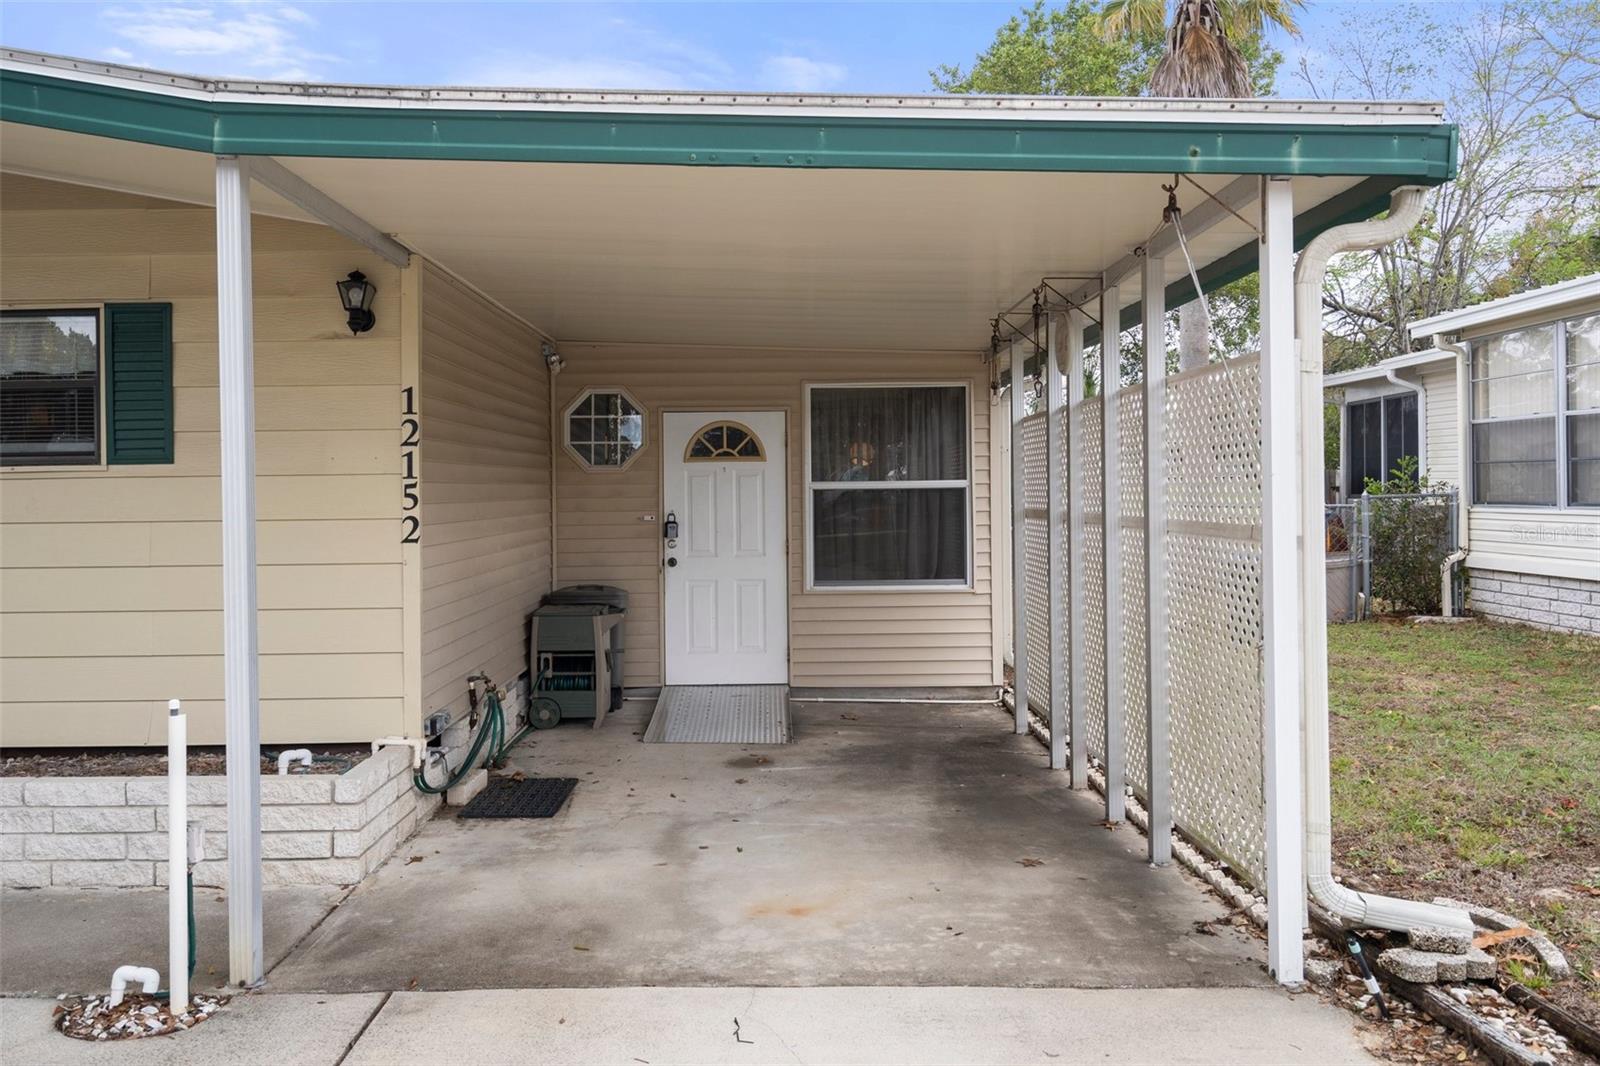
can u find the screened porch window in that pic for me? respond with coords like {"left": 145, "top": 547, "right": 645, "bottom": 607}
{"left": 1346, "top": 393, "right": 1417, "bottom": 495}
{"left": 1470, "top": 316, "right": 1597, "bottom": 507}
{"left": 0, "top": 310, "right": 100, "bottom": 466}
{"left": 806, "top": 384, "right": 970, "bottom": 588}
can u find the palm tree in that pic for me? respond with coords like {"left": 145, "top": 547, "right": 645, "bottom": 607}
{"left": 1097, "top": 0, "right": 1303, "bottom": 367}
{"left": 1099, "top": 0, "right": 1302, "bottom": 97}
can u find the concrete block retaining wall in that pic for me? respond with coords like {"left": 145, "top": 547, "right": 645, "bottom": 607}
{"left": 1, "top": 677, "right": 527, "bottom": 890}
{"left": 1467, "top": 568, "right": 1600, "bottom": 637}
{"left": 0, "top": 746, "right": 439, "bottom": 889}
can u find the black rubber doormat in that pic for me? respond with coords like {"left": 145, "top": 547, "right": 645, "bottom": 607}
{"left": 457, "top": 776, "right": 578, "bottom": 819}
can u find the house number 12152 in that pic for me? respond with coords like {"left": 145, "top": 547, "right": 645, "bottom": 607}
{"left": 400, "top": 386, "right": 420, "bottom": 543}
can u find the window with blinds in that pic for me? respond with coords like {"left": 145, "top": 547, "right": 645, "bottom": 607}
{"left": 0, "top": 310, "right": 100, "bottom": 466}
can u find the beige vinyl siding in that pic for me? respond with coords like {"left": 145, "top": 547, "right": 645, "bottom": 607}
{"left": 1417, "top": 363, "right": 1461, "bottom": 487}
{"left": 0, "top": 174, "right": 406, "bottom": 747}
{"left": 417, "top": 262, "right": 552, "bottom": 725}
{"left": 1467, "top": 508, "right": 1600, "bottom": 581}
{"left": 554, "top": 344, "right": 995, "bottom": 688}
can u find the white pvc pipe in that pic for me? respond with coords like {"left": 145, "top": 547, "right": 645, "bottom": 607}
{"left": 167, "top": 699, "right": 188, "bottom": 1013}
{"left": 277, "top": 748, "right": 313, "bottom": 775}
{"left": 109, "top": 965, "right": 160, "bottom": 1007}
{"left": 1296, "top": 186, "right": 1474, "bottom": 936}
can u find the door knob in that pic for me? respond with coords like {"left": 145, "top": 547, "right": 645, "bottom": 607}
{"left": 667, "top": 557, "right": 678, "bottom": 567}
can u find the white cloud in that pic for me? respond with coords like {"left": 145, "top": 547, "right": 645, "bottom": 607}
{"left": 761, "top": 55, "right": 847, "bottom": 93}
{"left": 103, "top": 45, "right": 137, "bottom": 62}
{"left": 102, "top": 3, "right": 335, "bottom": 80}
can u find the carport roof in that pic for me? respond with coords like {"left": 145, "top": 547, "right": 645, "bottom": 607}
{"left": 0, "top": 48, "right": 1457, "bottom": 352}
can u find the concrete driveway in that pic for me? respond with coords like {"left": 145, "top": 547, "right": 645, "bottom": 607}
{"left": 0, "top": 701, "right": 1382, "bottom": 1064}
{"left": 266, "top": 701, "right": 1268, "bottom": 992}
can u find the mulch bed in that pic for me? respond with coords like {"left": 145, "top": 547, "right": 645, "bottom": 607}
{"left": 54, "top": 992, "right": 228, "bottom": 1041}
{"left": 2, "top": 748, "right": 366, "bottom": 777}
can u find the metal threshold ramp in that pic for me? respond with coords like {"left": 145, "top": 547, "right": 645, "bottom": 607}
{"left": 643, "top": 685, "right": 790, "bottom": 745}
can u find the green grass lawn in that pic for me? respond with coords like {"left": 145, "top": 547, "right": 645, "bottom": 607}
{"left": 1328, "top": 619, "right": 1599, "bottom": 1017}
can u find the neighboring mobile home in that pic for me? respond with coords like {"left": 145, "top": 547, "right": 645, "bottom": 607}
{"left": 0, "top": 48, "right": 1461, "bottom": 986}
{"left": 1323, "top": 274, "right": 1600, "bottom": 634}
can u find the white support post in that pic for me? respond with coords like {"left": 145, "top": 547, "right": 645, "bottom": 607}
{"left": 1099, "top": 281, "right": 1126, "bottom": 822}
{"left": 1259, "top": 175, "right": 1306, "bottom": 984}
{"left": 1064, "top": 309, "right": 1089, "bottom": 790}
{"left": 215, "top": 156, "right": 264, "bottom": 988}
{"left": 1142, "top": 251, "right": 1172, "bottom": 866}
{"left": 1045, "top": 315, "right": 1067, "bottom": 770}
{"left": 1009, "top": 341, "right": 1030, "bottom": 735}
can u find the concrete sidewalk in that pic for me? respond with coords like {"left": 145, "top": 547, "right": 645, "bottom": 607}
{"left": 1, "top": 986, "right": 1378, "bottom": 1065}
{"left": 0, "top": 886, "right": 345, "bottom": 996}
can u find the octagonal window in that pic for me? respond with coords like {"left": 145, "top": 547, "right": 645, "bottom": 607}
{"left": 564, "top": 388, "right": 645, "bottom": 470}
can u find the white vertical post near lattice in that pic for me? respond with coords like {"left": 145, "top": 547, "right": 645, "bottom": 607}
{"left": 1142, "top": 251, "right": 1172, "bottom": 866}
{"left": 1065, "top": 309, "right": 1089, "bottom": 790}
{"left": 1045, "top": 315, "right": 1067, "bottom": 770}
{"left": 216, "top": 156, "right": 264, "bottom": 987}
{"left": 1259, "top": 175, "right": 1306, "bottom": 984}
{"left": 1099, "top": 280, "right": 1125, "bottom": 821}
{"left": 1010, "top": 341, "right": 1030, "bottom": 735}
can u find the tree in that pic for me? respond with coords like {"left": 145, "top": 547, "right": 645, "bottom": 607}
{"left": 932, "top": 0, "right": 1164, "bottom": 95}
{"left": 935, "top": 0, "right": 1286, "bottom": 382}
{"left": 1098, "top": 0, "right": 1300, "bottom": 98}
{"left": 1299, "top": 1, "right": 1600, "bottom": 363}
{"left": 1094, "top": 0, "right": 1300, "bottom": 370}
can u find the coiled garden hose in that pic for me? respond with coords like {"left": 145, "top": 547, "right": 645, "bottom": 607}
{"left": 413, "top": 676, "right": 556, "bottom": 795}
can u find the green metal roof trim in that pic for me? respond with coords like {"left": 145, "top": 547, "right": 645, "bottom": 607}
{"left": 2, "top": 68, "right": 1457, "bottom": 178}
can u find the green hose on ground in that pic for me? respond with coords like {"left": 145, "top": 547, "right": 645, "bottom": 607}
{"left": 412, "top": 678, "right": 547, "bottom": 795}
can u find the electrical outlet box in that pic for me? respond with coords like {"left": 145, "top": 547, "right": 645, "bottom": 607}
{"left": 425, "top": 710, "right": 451, "bottom": 738}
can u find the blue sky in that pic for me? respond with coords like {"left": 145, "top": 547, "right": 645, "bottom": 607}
{"left": 0, "top": 1, "right": 1409, "bottom": 96}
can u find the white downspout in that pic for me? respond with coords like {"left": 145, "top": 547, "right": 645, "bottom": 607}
{"left": 1381, "top": 367, "right": 1427, "bottom": 478}
{"left": 1296, "top": 187, "right": 1474, "bottom": 934}
{"left": 1435, "top": 336, "right": 1471, "bottom": 617}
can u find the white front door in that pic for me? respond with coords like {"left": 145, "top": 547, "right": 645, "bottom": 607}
{"left": 663, "top": 411, "right": 788, "bottom": 685}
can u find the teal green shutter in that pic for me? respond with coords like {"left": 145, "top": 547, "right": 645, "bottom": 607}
{"left": 105, "top": 303, "right": 174, "bottom": 464}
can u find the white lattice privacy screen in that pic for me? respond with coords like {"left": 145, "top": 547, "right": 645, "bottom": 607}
{"left": 1119, "top": 385, "right": 1148, "bottom": 802}
{"left": 1078, "top": 396, "right": 1107, "bottom": 764}
{"left": 1021, "top": 411, "right": 1052, "bottom": 717}
{"left": 1013, "top": 355, "right": 1267, "bottom": 890}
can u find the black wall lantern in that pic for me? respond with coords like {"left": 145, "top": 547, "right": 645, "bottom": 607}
{"left": 336, "top": 270, "right": 376, "bottom": 334}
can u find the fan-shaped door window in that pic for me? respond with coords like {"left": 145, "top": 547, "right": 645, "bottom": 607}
{"left": 684, "top": 420, "right": 765, "bottom": 461}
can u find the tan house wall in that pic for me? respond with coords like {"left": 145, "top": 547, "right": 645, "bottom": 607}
{"left": 416, "top": 261, "right": 553, "bottom": 724}
{"left": 552, "top": 344, "right": 997, "bottom": 689}
{"left": 0, "top": 175, "right": 407, "bottom": 746}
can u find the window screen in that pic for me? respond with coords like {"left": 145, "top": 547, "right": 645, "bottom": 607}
{"left": 1568, "top": 313, "right": 1600, "bottom": 506}
{"left": 1472, "top": 325, "right": 1558, "bottom": 506}
{"left": 1, "top": 310, "right": 99, "bottom": 466}
{"left": 1382, "top": 393, "right": 1419, "bottom": 479}
{"left": 808, "top": 385, "right": 969, "bottom": 586}
{"left": 1346, "top": 399, "right": 1383, "bottom": 495}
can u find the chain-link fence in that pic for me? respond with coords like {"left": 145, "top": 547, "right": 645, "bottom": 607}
{"left": 1325, "top": 490, "right": 1460, "bottom": 622}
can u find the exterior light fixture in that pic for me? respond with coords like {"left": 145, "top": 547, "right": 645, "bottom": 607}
{"left": 336, "top": 270, "right": 376, "bottom": 334}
